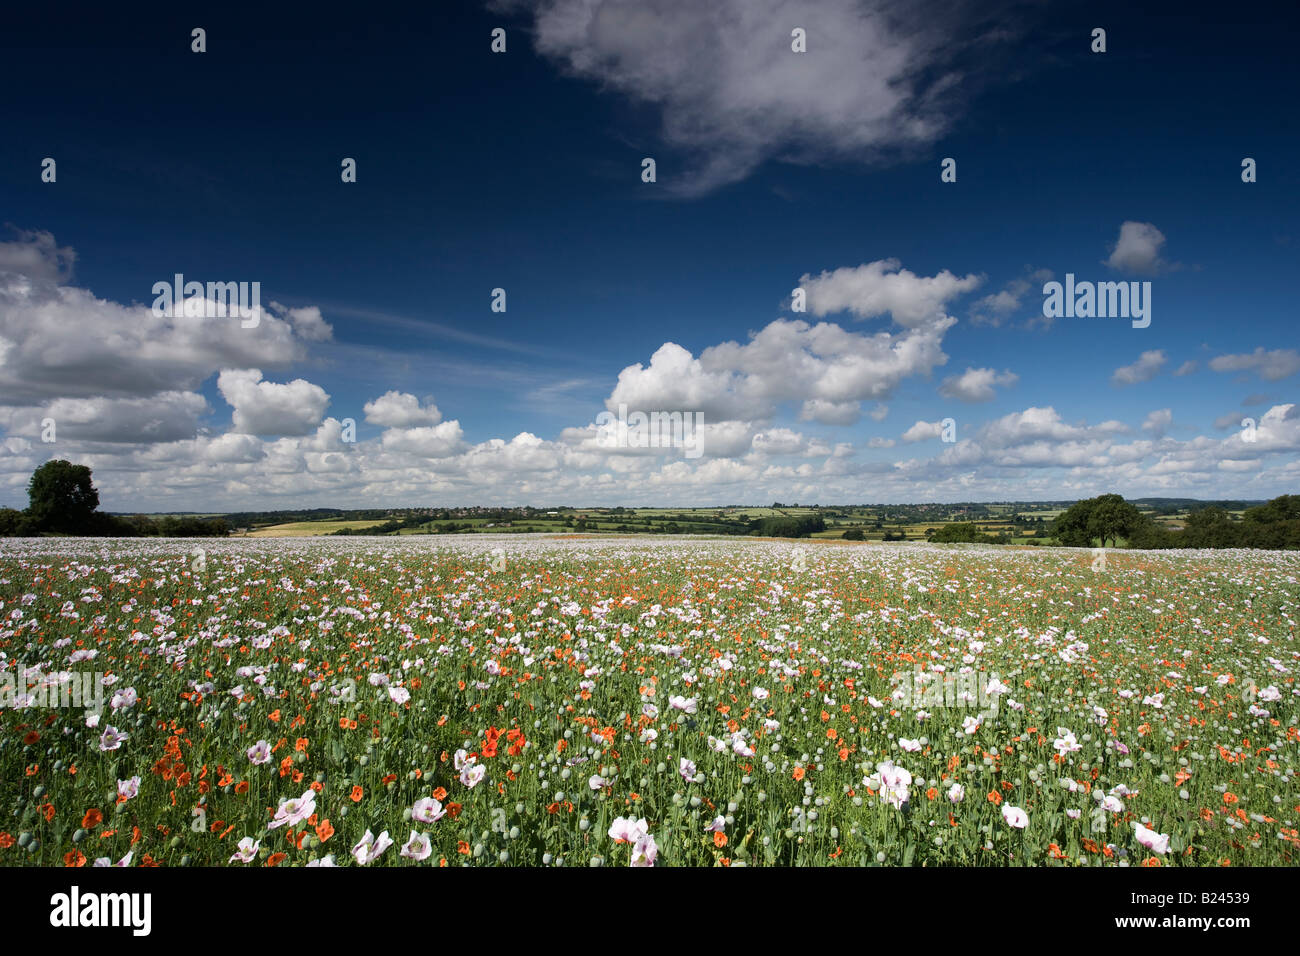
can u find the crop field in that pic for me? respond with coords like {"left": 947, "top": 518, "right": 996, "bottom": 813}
{"left": 244, "top": 521, "right": 388, "bottom": 537}
{"left": 1, "top": 537, "right": 1297, "bottom": 868}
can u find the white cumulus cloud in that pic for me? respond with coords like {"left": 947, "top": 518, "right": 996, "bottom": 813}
{"left": 218, "top": 369, "right": 331, "bottom": 437}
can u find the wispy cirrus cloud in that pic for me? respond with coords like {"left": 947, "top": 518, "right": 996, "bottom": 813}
{"left": 1210, "top": 348, "right": 1300, "bottom": 382}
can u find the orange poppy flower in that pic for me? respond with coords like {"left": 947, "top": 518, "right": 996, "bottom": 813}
{"left": 350, "top": 785, "right": 364, "bottom": 802}
{"left": 81, "top": 809, "right": 103, "bottom": 829}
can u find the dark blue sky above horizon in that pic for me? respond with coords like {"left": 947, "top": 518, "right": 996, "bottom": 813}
{"left": 0, "top": 0, "right": 1297, "bottom": 509}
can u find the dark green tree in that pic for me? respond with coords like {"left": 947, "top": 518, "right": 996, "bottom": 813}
{"left": 1053, "top": 494, "right": 1142, "bottom": 548}
{"left": 1127, "top": 518, "right": 1175, "bottom": 549}
{"left": 1052, "top": 500, "right": 1094, "bottom": 547}
{"left": 27, "top": 460, "right": 100, "bottom": 534}
{"left": 928, "top": 522, "right": 983, "bottom": 543}
{"left": 1085, "top": 494, "right": 1144, "bottom": 548}
{"left": 0, "top": 507, "right": 28, "bottom": 536}
{"left": 1181, "top": 507, "right": 1240, "bottom": 548}
{"left": 1243, "top": 495, "right": 1300, "bottom": 526}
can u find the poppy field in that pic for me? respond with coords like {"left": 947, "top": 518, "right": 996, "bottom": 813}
{"left": 1, "top": 536, "right": 1297, "bottom": 867}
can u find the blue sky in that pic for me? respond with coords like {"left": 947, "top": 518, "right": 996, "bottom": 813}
{"left": 1, "top": 0, "right": 1297, "bottom": 510}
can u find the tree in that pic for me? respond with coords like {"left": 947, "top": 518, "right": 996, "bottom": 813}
{"left": 842, "top": 527, "right": 865, "bottom": 540}
{"left": 1181, "top": 506, "right": 1240, "bottom": 548}
{"left": 1243, "top": 495, "right": 1300, "bottom": 526}
{"left": 1237, "top": 495, "right": 1300, "bottom": 549}
{"left": 1053, "top": 501, "right": 1093, "bottom": 547}
{"left": 27, "top": 460, "right": 100, "bottom": 534}
{"left": 1053, "top": 494, "right": 1142, "bottom": 548}
{"left": 0, "top": 508, "right": 29, "bottom": 536}
{"left": 1085, "top": 494, "right": 1143, "bottom": 548}
{"left": 750, "top": 515, "right": 824, "bottom": 538}
{"left": 1127, "top": 518, "right": 1174, "bottom": 549}
{"left": 928, "top": 522, "right": 983, "bottom": 543}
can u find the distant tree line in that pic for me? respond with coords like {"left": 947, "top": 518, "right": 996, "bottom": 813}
{"left": 0, "top": 461, "right": 229, "bottom": 537}
{"left": 1053, "top": 493, "right": 1300, "bottom": 550}
{"left": 748, "top": 515, "right": 826, "bottom": 537}
{"left": 925, "top": 523, "right": 1011, "bottom": 544}
{"left": 331, "top": 513, "right": 435, "bottom": 535}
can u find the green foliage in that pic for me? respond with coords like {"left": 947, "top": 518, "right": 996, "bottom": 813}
{"left": 1053, "top": 494, "right": 1143, "bottom": 548}
{"left": 924, "top": 523, "right": 1012, "bottom": 545}
{"left": 27, "top": 460, "right": 99, "bottom": 534}
{"left": 1126, "top": 519, "right": 1176, "bottom": 550}
{"left": 748, "top": 515, "right": 826, "bottom": 538}
{"left": 5, "top": 462, "right": 228, "bottom": 537}
{"left": 1055, "top": 493, "right": 1300, "bottom": 551}
{"left": 0, "top": 508, "right": 35, "bottom": 536}
{"left": 1085, "top": 494, "right": 1144, "bottom": 549}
